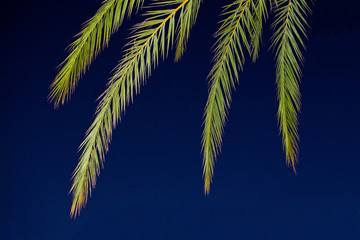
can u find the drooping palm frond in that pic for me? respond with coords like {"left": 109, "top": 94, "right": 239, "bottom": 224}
{"left": 49, "top": 0, "right": 144, "bottom": 108}
{"left": 202, "top": 0, "right": 267, "bottom": 194}
{"left": 174, "top": 0, "right": 202, "bottom": 61}
{"left": 250, "top": 0, "right": 268, "bottom": 62}
{"left": 271, "top": 0, "right": 310, "bottom": 171}
{"left": 69, "top": 0, "right": 199, "bottom": 217}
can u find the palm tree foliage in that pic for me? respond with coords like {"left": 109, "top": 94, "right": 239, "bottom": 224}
{"left": 50, "top": 0, "right": 312, "bottom": 217}
{"left": 202, "top": 0, "right": 267, "bottom": 194}
{"left": 271, "top": 0, "right": 311, "bottom": 170}
{"left": 49, "top": 0, "right": 145, "bottom": 107}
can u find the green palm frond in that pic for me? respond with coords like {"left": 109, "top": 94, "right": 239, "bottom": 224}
{"left": 202, "top": 0, "right": 267, "bottom": 194}
{"left": 69, "top": 0, "right": 199, "bottom": 218}
{"left": 251, "top": 0, "right": 268, "bottom": 62}
{"left": 271, "top": 0, "right": 310, "bottom": 171}
{"left": 174, "top": 0, "right": 202, "bottom": 61}
{"left": 49, "top": 0, "right": 144, "bottom": 108}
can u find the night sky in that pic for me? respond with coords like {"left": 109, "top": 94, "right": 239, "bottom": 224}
{"left": 1, "top": 0, "right": 360, "bottom": 239}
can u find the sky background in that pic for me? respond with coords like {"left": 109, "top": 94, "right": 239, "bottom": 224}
{"left": 1, "top": 0, "right": 360, "bottom": 239}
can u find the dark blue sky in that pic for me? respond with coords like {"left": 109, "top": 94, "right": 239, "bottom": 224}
{"left": 1, "top": 0, "right": 360, "bottom": 239}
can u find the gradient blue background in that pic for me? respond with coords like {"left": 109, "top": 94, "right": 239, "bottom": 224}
{"left": 1, "top": 0, "right": 360, "bottom": 239}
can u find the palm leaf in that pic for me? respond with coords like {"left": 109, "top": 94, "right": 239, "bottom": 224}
{"left": 250, "top": 0, "right": 268, "bottom": 62}
{"left": 49, "top": 0, "right": 144, "bottom": 108}
{"left": 70, "top": 0, "right": 199, "bottom": 217}
{"left": 174, "top": 0, "right": 202, "bottom": 61}
{"left": 202, "top": 0, "right": 267, "bottom": 194}
{"left": 271, "top": 0, "right": 310, "bottom": 170}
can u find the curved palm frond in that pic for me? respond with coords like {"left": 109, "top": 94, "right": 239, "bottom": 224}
{"left": 49, "top": 0, "right": 144, "bottom": 108}
{"left": 174, "top": 0, "right": 202, "bottom": 61}
{"left": 271, "top": 0, "right": 310, "bottom": 171}
{"left": 250, "top": 0, "right": 268, "bottom": 62}
{"left": 69, "top": 0, "right": 199, "bottom": 218}
{"left": 202, "top": 0, "right": 267, "bottom": 194}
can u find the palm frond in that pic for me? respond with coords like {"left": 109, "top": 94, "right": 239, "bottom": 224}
{"left": 202, "top": 0, "right": 267, "bottom": 194}
{"left": 250, "top": 0, "right": 268, "bottom": 62}
{"left": 70, "top": 0, "right": 198, "bottom": 218}
{"left": 174, "top": 0, "right": 202, "bottom": 61}
{"left": 49, "top": 0, "right": 144, "bottom": 108}
{"left": 271, "top": 0, "right": 311, "bottom": 171}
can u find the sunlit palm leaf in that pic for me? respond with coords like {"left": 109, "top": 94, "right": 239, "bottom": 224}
{"left": 70, "top": 0, "right": 200, "bottom": 217}
{"left": 271, "top": 0, "right": 310, "bottom": 170}
{"left": 202, "top": 0, "right": 267, "bottom": 194}
{"left": 49, "top": 0, "right": 144, "bottom": 107}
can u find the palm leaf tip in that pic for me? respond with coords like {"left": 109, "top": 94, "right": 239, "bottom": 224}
{"left": 283, "top": 133, "right": 299, "bottom": 173}
{"left": 70, "top": 195, "right": 88, "bottom": 218}
{"left": 204, "top": 179, "right": 211, "bottom": 195}
{"left": 202, "top": 147, "right": 214, "bottom": 194}
{"left": 288, "top": 154, "right": 298, "bottom": 174}
{"left": 70, "top": 189, "right": 86, "bottom": 218}
{"left": 69, "top": 163, "right": 92, "bottom": 218}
